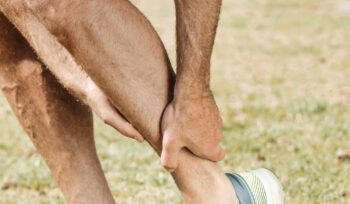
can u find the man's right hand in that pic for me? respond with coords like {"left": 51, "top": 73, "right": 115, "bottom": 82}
{"left": 161, "top": 92, "right": 225, "bottom": 172}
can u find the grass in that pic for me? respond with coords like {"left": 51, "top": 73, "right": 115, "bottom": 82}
{"left": 1, "top": 0, "right": 350, "bottom": 203}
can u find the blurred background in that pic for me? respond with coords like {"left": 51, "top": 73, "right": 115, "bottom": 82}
{"left": 1, "top": 0, "right": 350, "bottom": 203}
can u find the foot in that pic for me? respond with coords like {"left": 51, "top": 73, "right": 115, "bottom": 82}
{"left": 226, "top": 168, "right": 284, "bottom": 204}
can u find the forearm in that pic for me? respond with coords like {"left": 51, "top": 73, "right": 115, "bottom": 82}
{"left": 0, "top": 0, "right": 91, "bottom": 103}
{"left": 174, "top": 0, "right": 222, "bottom": 99}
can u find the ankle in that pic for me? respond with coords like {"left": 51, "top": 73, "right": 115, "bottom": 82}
{"left": 172, "top": 150, "right": 239, "bottom": 204}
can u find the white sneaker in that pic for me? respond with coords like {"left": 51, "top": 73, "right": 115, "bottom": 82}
{"left": 226, "top": 168, "right": 284, "bottom": 204}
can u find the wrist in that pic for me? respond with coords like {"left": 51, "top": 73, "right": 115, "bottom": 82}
{"left": 174, "top": 80, "right": 212, "bottom": 100}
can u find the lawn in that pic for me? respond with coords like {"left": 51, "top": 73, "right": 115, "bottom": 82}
{"left": 1, "top": 0, "right": 350, "bottom": 203}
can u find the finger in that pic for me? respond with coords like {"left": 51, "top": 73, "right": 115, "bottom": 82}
{"left": 98, "top": 101, "right": 144, "bottom": 142}
{"left": 86, "top": 85, "right": 144, "bottom": 142}
{"left": 161, "top": 131, "right": 181, "bottom": 172}
{"left": 210, "top": 145, "right": 226, "bottom": 162}
{"left": 119, "top": 123, "right": 144, "bottom": 143}
{"left": 190, "top": 144, "right": 225, "bottom": 162}
{"left": 103, "top": 111, "right": 144, "bottom": 142}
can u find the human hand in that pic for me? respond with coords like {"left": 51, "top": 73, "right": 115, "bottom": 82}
{"left": 85, "top": 79, "right": 144, "bottom": 142}
{"left": 161, "top": 92, "right": 225, "bottom": 171}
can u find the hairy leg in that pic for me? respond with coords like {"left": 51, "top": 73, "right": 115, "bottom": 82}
{"left": 28, "top": 0, "right": 238, "bottom": 203}
{"left": 0, "top": 13, "right": 115, "bottom": 204}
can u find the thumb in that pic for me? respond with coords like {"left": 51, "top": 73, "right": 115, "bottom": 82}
{"left": 161, "top": 132, "right": 181, "bottom": 172}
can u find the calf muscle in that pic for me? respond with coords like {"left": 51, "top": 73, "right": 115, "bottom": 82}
{"left": 0, "top": 13, "right": 115, "bottom": 204}
{"left": 30, "top": 0, "right": 175, "bottom": 149}
{"left": 27, "top": 0, "right": 235, "bottom": 203}
{"left": 2, "top": 0, "right": 236, "bottom": 203}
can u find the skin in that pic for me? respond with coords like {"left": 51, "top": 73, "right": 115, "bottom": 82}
{"left": 0, "top": 0, "right": 144, "bottom": 142}
{"left": 162, "top": 0, "right": 225, "bottom": 171}
{"left": 0, "top": 0, "right": 224, "bottom": 168}
{"left": 0, "top": 0, "right": 239, "bottom": 203}
{"left": 0, "top": 13, "right": 115, "bottom": 204}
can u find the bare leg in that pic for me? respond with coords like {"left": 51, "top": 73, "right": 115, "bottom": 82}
{"left": 0, "top": 13, "right": 115, "bottom": 204}
{"left": 28, "top": 0, "right": 238, "bottom": 203}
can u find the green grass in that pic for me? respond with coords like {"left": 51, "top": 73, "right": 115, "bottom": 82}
{"left": 1, "top": 0, "right": 350, "bottom": 203}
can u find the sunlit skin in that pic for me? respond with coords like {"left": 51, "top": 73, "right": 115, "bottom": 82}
{"left": 0, "top": 12, "right": 116, "bottom": 204}
{"left": 0, "top": 0, "right": 238, "bottom": 203}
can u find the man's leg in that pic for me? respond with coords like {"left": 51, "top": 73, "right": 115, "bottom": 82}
{"left": 0, "top": 13, "right": 115, "bottom": 204}
{"left": 28, "top": 1, "right": 237, "bottom": 203}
